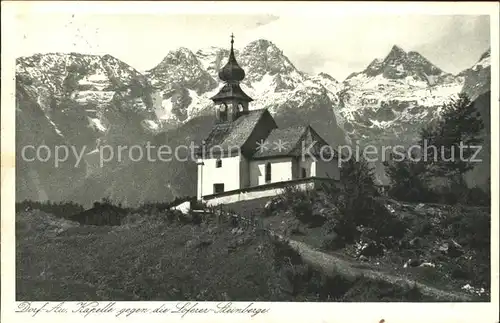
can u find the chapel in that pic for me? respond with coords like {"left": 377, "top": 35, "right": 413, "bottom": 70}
{"left": 196, "top": 35, "right": 340, "bottom": 200}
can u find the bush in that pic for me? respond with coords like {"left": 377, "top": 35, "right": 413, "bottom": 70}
{"left": 384, "top": 156, "right": 435, "bottom": 203}
{"left": 446, "top": 250, "right": 490, "bottom": 289}
{"left": 412, "top": 217, "right": 434, "bottom": 237}
{"left": 278, "top": 186, "right": 325, "bottom": 227}
{"left": 320, "top": 159, "right": 383, "bottom": 241}
{"left": 324, "top": 188, "right": 406, "bottom": 242}
{"left": 442, "top": 208, "right": 490, "bottom": 249}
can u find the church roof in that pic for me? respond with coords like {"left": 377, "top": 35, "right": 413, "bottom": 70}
{"left": 200, "top": 109, "right": 274, "bottom": 156}
{"left": 251, "top": 125, "right": 337, "bottom": 159}
{"left": 251, "top": 125, "right": 308, "bottom": 158}
{"left": 199, "top": 106, "right": 337, "bottom": 160}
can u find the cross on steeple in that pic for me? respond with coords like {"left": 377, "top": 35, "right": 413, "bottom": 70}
{"left": 211, "top": 34, "right": 253, "bottom": 123}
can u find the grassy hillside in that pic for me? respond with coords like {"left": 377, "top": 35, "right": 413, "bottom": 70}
{"left": 16, "top": 164, "right": 491, "bottom": 303}
{"left": 15, "top": 201, "right": 461, "bottom": 302}
{"left": 17, "top": 209, "right": 283, "bottom": 301}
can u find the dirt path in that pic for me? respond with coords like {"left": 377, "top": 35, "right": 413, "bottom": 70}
{"left": 287, "top": 238, "right": 475, "bottom": 302}
{"left": 227, "top": 208, "right": 477, "bottom": 302}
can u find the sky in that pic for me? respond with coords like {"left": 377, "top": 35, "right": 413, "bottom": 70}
{"left": 14, "top": 12, "right": 491, "bottom": 81}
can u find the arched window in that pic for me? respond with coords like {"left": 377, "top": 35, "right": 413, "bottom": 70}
{"left": 265, "top": 162, "right": 271, "bottom": 183}
{"left": 219, "top": 103, "right": 228, "bottom": 122}
{"left": 301, "top": 167, "right": 307, "bottom": 178}
{"left": 216, "top": 159, "right": 222, "bottom": 168}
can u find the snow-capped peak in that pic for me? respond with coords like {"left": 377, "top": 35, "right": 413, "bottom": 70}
{"left": 147, "top": 47, "right": 218, "bottom": 95}
{"left": 472, "top": 48, "right": 491, "bottom": 71}
{"left": 459, "top": 48, "right": 491, "bottom": 100}
{"left": 386, "top": 44, "right": 407, "bottom": 60}
{"left": 150, "top": 47, "right": 202, "bottom": 72}
{"left": 195, "top": 46, "right": 232, "bottom": 80}
{"left": 238, "top": 39, "right": 305, "bottom": 90}
{"left": 351, "top": 45, "right": 445, "bottom": 82}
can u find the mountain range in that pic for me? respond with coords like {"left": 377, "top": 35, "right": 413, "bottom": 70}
{"left": 15, "top": 39, "right": 491, "bottom": 206}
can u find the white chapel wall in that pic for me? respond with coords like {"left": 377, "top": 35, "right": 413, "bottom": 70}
{"left": 249, "top": 157, "right": 294, "bottom": 186}
{"left": 197, "top": 161, "right": 203, "bottom": 199}
{"left": 198, "top": 155, "right": 242, "bottom": 198}
{"left": 239, "top": 157, "right": 250, "bottom": 188}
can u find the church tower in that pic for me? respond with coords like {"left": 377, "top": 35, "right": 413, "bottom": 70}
{"left": 211, "top": 34, "right": 253, "bottom": 123}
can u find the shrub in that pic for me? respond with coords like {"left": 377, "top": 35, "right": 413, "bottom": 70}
{"left": 278, "top": 186, "right": 325, "bottom": 227}
{"left": 384, "top": 156, "right": 435, "bottom": 203}
{"left": 442, "top": 208, "right": 490, "bottom": 250}
{"left": 272, "top": 239, "right": 303, "bottom": 267}
{"left": 446, "top": 250, "right": 490, "bottom": 289}
{"left": 190, "top": 211, "right": 203, "bottom": 225}
{"left": 324, "top": 187, "right": 406, "bottom": 242}
{"left": 412, "top": 217, "right": 434, "bottom": 237}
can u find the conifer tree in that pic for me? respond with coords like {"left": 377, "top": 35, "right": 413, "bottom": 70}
{"left": 420, "top": 92, "right": 484, "bottom": 179}
{"left": 383, "top": 151, "right": 431, "bottom": 202}
{"left": 384, "top": 92, "right": 484, "bottom": 203}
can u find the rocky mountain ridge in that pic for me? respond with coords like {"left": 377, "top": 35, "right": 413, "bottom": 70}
{"left": 338, "top": 45, "right": 467, "bottom": 148}
{"left": 15, "top": 40, "right": 491, "bottom": 205}
{"left": 148, "top": 40, "right": 490, "bottom": 149}
{"left": 15, "top": 53, "right": 161, "bottom": 203}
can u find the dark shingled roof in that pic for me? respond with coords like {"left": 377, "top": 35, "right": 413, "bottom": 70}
{"left": 198, "top": 107, "right": 337, "bottom": 160}
{"left": 210, "top": 83, "right": 253, "bottom": 102}
{"left": 251, "top": 125, "right": 308, "bottom": 158}
{"left": 251, "top": 125, "right": 337, "bottom": 159}
{"left": 200, "top": 109, "right": 267, "bottom": 153}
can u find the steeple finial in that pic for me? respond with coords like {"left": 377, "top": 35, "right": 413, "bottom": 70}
{"left": 218, "top": 33, "right": 245, "bottom": 82}
{"left": 230, "top": 33, "right": 235, "bottom": 55}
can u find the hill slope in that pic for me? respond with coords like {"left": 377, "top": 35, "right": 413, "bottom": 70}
{"left": 16, "top": 193, "right": 489, "bottom": 302}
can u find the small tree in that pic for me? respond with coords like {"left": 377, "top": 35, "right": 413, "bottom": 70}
{"left": 383, "top": 152, "right": 433, "bottom": 203}
{"left": 329, "top": 158, "right": 380, "bottom": 241}
{"left": 340, "top": 158, "right": 378, "bottom": 208}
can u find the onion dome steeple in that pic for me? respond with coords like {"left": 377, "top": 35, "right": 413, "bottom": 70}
{"left": 211, "top": 34, "right": 252, "bottom": 123}
{"left": 218, "top": 33, "right": 246, "bottom": 82}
